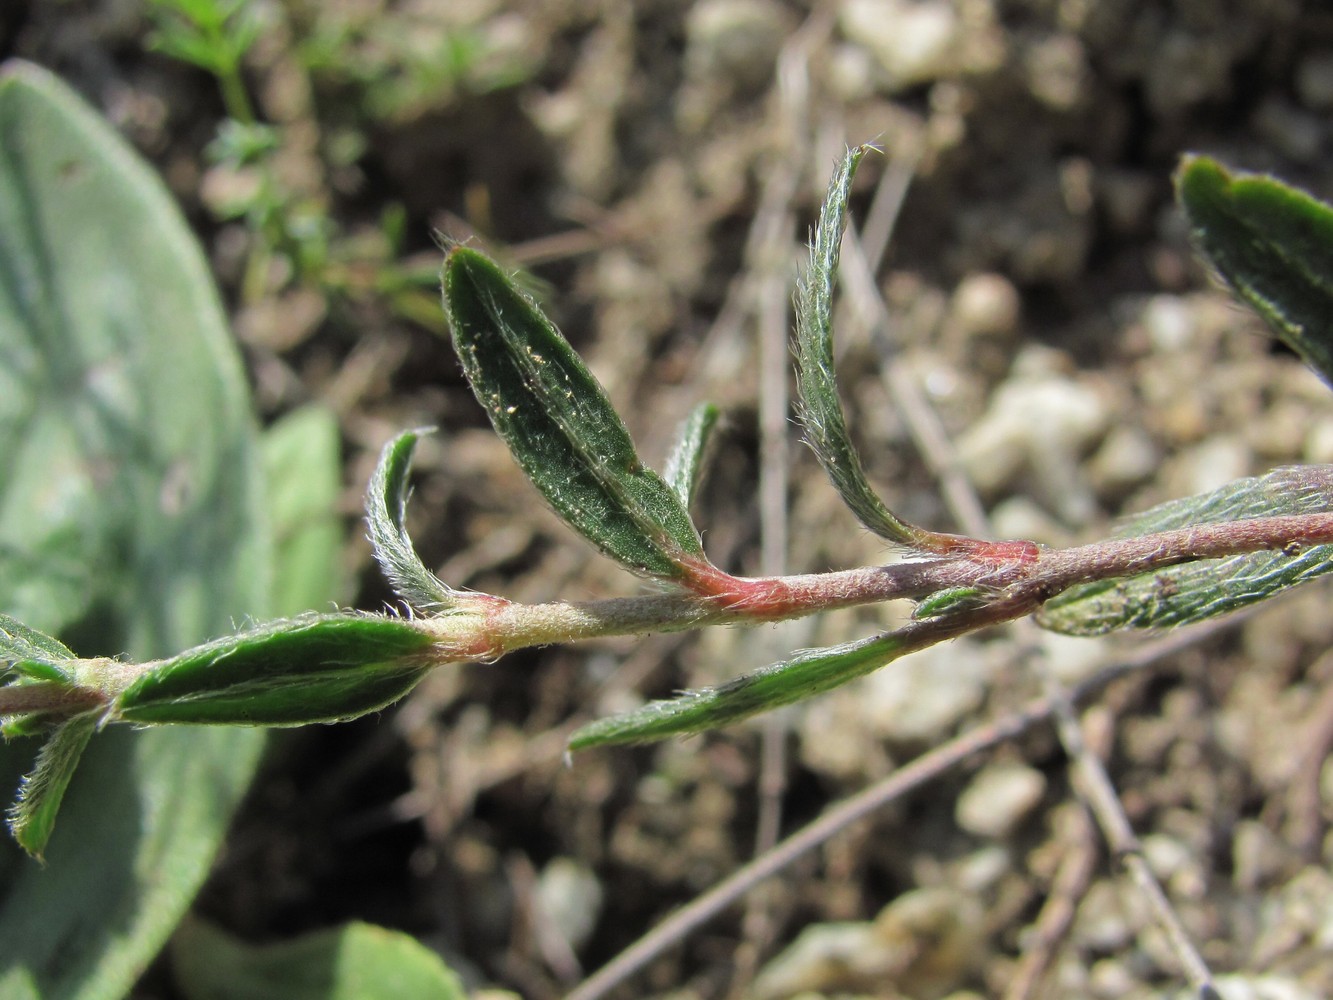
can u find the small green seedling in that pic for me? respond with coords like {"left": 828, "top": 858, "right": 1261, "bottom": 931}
{"left": 6, "top": 130, "right": 1333, "bottom": 870}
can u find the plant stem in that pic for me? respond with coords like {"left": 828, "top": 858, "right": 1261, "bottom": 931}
{"left": 417, "top": 510, "right": 1333, "bottom": 663}
{"left": 0, "top": 682, "right": 105, "bottom": 717}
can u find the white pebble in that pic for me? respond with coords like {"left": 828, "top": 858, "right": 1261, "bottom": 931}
{"left": 955, "top": 761, "right": 1047, "bottom": 838}
{"left": 839, "top": 0, "right": 959, "bottom": 90}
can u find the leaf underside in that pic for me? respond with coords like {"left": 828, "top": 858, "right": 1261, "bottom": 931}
{"left": 1039, "top": 466, "right": 1333, "bottom": 635}
{"left": 570, "top": 632, "right": 905, "bottom": 749}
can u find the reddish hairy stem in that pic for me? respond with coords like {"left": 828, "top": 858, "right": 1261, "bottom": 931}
{"left": 1029, "top": 512, "right": 1333, "bottom": 594}
{"left": 422, "top": 511, "right": 1333, "bottom": 659}
{"left": 0, "top": 682, "right": 105, "bottom": 718}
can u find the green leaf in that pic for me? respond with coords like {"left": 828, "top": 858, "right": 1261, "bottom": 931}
{"left": 442, "top": 245, "right": 706, "bottom": 580}
{"left": 113, "top": 615, "right": 435, "bottom": 726}
{"left": 0, "top": 614, "right": 76, "bottom": 685}
{"left": 662, "top": 402, "right": 720, "bottom": 511}
{"left": 261, "top": 404, "right": 348, "bottom": 616}
{"left": 569, "top": 632, "right": 905, "bottom": 748}
{"left": 0, "top": 727, "right": 266, "bottom": 999}
{"left": 365, "top": 429, "right": 459, "bottom": 610}
{"left": 7, "top": 712, "right": 98, "bottom": 859}
{"left": 1038, "top": 465, "right": 1333, "bottom": 635}
{"left": 171, "top": 916, "right": 467, "bottom": 1000}
{"left": 1176, "top": 155, "right": 1333, "bottom": 384}
{"left": 795, "top": 146, "right": 938, "bottom": 549}
{"left": 911, "top": 586, "right": 995, "bottom": 620}
{"left": 0, "top": 614, "right": 75, "bottom": 663}
{"left": 0, "top": 59, "right": 270, "bottom": 997}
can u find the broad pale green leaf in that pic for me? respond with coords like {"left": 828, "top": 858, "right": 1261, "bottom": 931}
{"left": 662, "top": 402, "right": 720, "bottom": 511}
{"left": 442, "top": 246, "right": 705, "bottom": 580}
{"left": 261, "top": 404, "right": 349, "bottom": 616}
{"left": 365, "top": 429, "right": 459, "bottom": 610}
{"left": 0, "top": 60, "right": 269, "bottom": 998}
{"left": 569, "top": 631, "right": 905, "bottom": 748}
{"left": 171, "top": 916, "right": 466, "bottom": 1000}
{"left": 7, "top": 711, "right": 97, "bottom": 859}
{"left": 114, "top": 615, "right": 434, "bottom": 726}
{"left": 1176, "top": 155, "right": 1333, "bottom": 384}
{"left": 1038, "top": 466, "right": 1333, "bottom": 635}
{"left": 795, "top": 146, "right": 936, "bottom": 548}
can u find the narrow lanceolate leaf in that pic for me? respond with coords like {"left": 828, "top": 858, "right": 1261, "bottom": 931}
{"left": 443, "top": 246, "right": 705, "bottom": 580}
{"left": 662, "top": 402, "right": 720, "bottom": 511}
{"left": 569, "top": 632, "right": 906, "bottom": 748}
{"left": 1038, "top": 466, "right": 1333, "bottom": 635}
{"left": 113, "top": 615, "right": 436, "bottom": 726}
{"left": 1176, "top": 155, "right": 1333, "bottom": 384}
{"left": 795, "top": 146, "right": 940, "bottom": 550}
{"left": 8, "top": 711, "right": 98, "bottom": 859}
{"left": 366, "top": 429, "right": 460, "bottom": 611}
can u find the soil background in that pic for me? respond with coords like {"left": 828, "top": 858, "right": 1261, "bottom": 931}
{"left": 5, "top": 2, "right": 1333, "bottom": 999}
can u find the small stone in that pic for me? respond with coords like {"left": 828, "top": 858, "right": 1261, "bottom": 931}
{"left": 1089, "top": 425, "right": 1160, "bottom": 499}
{"left": 749, "top": 919, "right": 881, "bottom": 999}
{"left": 535, "top": 857, "right": 603, "bottom": 951}
{"left": 1296, "top": 51, "right": 1333, "bottom": 110}
{"left": 827, "top": 40, "right": 880, "bottom": 100}
{"left": 1164, "top": 435, "right": 1252, "bottom": 498}
{"left": 235, "top": 288, "right": 327, "bottom": 351}
{"left": 1087, "top": 957, "right": 1137, "bottom": 998}
{"left": 1023, "top": 32, "right": 1090, "bottom": 111}
{"left": 1143, "top": 30, "right": 1232, "bottom": 118}
{"left": 951, "top": 846, "right": 1011, "bottom": 894}
{"left": 1232, "top": 819, "right": 1292, "bottom": 891}
{"left": 955, "top": 761, "right": 1047, "bottom": 839}
{"left": 862, "top": 638, "right": 991, "bottom": 745}
{"left": 1306, "top": 418, "right": 1333, "bottom": 466}
{"left": 1040, "top": 630, "right": 1111, "bottom": 686}
{"left": 839, "top": 0, "right": 960, "bottom": 91}
{"left": 1142, "top": 294, "right": 1196, "bottom": 352}
{"left": 1252, "top": 97, "right": 1325, "bottom": 164}
{"left": 684, "top": 0, "right": 791, "bottom": 93}
{"left": 989, "top": 496, "right": 1067, "bottom": 547}
{"left": 1141, "top": 832, "right": 1193, "bottom": 882}
{"left": 1073, "top": 881, "right": 1139, "bottom": 952}
{"left": 798, "top": 685, "right": 891, "bottom": 781}
{"left": 956, "top": 350, "right": 1110, "bottom": 502}
{"left": 753, "top": 887, "right": 984, "bottom": 999}
{"left": 1206, "top": 975, "right": 1324, "bottom": 1000}
{"left": 947, "top": 272, "right": 1021, "bottom": 341}
{"left": 1099, "top": 168, "right": 1156, "bottom": 235}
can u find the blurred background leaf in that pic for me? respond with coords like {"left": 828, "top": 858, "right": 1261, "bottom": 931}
{"left": 0, "top": 59, "right": 339, "bottom": 1000}
{"left": 260, "top": 404, "right": 348, "bottom": 616}
{"left": 170, "top": 916, "right": 466, "bottom": 1000}
{"left": 1037, "top": 466, "right": 1333, "bottom": 635}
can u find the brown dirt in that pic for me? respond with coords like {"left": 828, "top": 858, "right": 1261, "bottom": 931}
{"left": 7, "top": 2, "right": 1333, "bottom": 999}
